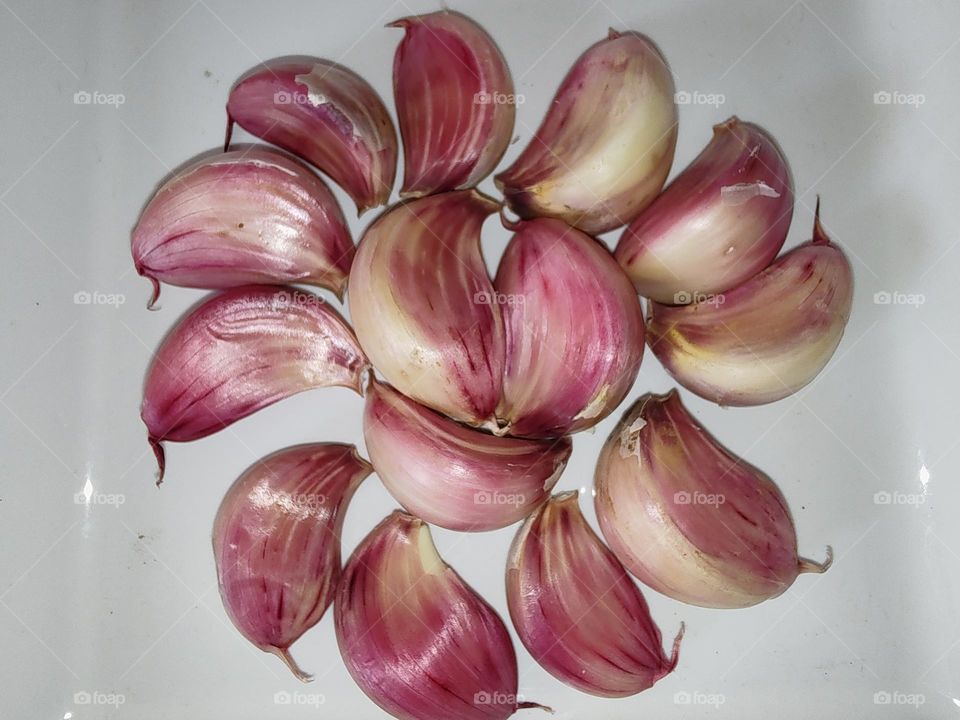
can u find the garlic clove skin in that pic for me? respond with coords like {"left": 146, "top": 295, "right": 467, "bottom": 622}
{"left": 390, "top": 10, "right": 515, "bottom": 197}
{"left": 142, "top": 285, "right": 368, "bottom": 482}
{"left": 363, "top": 380, "right": 571, "bottom": 531}
{"left": 336, "top": 511, "right": 538, "bottom": 720}
{"left": 594, "top": 390, "right": 832, "bottom": 608}
{"left": 495, "top": 217, "right": 645, "bottom": 438}
{"left": 495, "top": 30, "right": 677, "bottom": 235}
{"left": 132, "top": 147, "right": 354, "bottom": 308}
{"left": 646, "top": 204, "right": 853, "bottom": 406}
{"left": 507, "top": 491, "right": 683, "bottom": 697}
{"left": 615, "top": 117, "right": 794, "bottom": 304}
{"left": 226, "top": 57, "right": 397, "bottom": 214}
{"left": 213, "top": 443, "right": 371, "bottom": 681}
{"left": 348, "top": 190, "right": 505, "bottom": 427}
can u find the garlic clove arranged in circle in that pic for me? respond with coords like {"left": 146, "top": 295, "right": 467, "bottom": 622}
{"left": 363, "top": 379, "right": 571, "bottom": 531}
{"left": 507, "top": 491, "right": 683, "bottom": 697}
{"left": 213, "top": 443, "right": 371, "bottom": 681}
{"left": 142, "top": 285, "right": 368, "bottom": 482}
{"left": 494, "top": 217, "right": 645, "bottom": 438}
{"left": 646, "top": 203, "right": 853, "bottom": 406}
{"left": 391, "top": 10, "right": 515, "bottom": 197}
{"left": 348, "top": 190, "right": 505, "bottom": 427}
{"left": 336, "top": 511, "right": 545, "bottom": 720}
{"left": 615, "top": 117, "right": 794, "bottom": 304}
{"left": 495, "top": 29, "right": 677, "bottom": 235}
{"left": 594, "top": 390, "right": 832, "bottom": 609}
{"left": 226, "top": 57, "right": 397, "bottom": 214}
{"left": 132, "top": 147, "right": 354, "bottom": 308}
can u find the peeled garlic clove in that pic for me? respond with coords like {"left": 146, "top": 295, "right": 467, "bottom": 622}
{"left": 615, "top": 117, "right": 794, "bottom": 304}
{"left": 595, "top": 390, "right": 832, "bottom": 608}
{"left": 132, "top": 148, "right": 353, "bottom": 308}
{"left": 226, "top": 57, "right": 397, "bottom": 213}
{"left": 213, "top": 443, "right": 371, "bottom": 681}
{"left": 391, "top": 10, "right": 515, "bottom": 197}
{"left": 495, "top": 217, "right": 645, "bottom": 437}
{"left": 507, "top": 491, "right": 682, "bottom": 696}
{"left": 646, "top": 204, "right": 853, "bottom": 406}
{"left": 336, "top": 511, "right": 542, "bottom": 720}
{"left": 142, "top": 286, "right": 368, "bottom": 481}
{"left": 495, "top": 30, "right": 677, "bottom": 234}
{"left": 348, "top": 190, "right": 504, "bottom": 426}
{"left": 364, "top": 380, "right": 570, "bottom": 531}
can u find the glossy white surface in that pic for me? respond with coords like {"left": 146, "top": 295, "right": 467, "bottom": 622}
{"left": 1, "top": 1, "right": 957, "bottom": 718}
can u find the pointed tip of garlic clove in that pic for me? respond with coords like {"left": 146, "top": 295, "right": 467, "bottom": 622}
{"left": 265, "top": 646, "right": 314, "bottom": 683}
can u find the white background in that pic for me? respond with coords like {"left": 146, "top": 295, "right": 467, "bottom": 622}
{"left": 1, "top": 1, "right": 958, "bottom": 718}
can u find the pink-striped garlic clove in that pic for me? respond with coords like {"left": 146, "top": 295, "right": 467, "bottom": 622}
{"left": 507, "top": 491, "right": 683, "bottom": 697}
{"left": 616, "top": 116, "right": 794, "bottom": 304}
{"left": 646, "top": 202, "right": 853, "bottom": 406}
{"left": 336, "top": 511, "right": 545, "bottom": 720}
{"left": 142, "top": 286, "right": 368, "bottom": 482}
{"left": 132, "top": 147, "right": 354, "bottom": 308}
{"left": 391, "top": 10, "right": 515, "bottom": 197}
{"left": 594, "top": 390, "right": 832, "bottom": 609}
{"left": 225, "top": 57, "right": 397, "bottom": 214}
{"left": 213, "top": 443, "right": 371, "bottom": 681}
{"left": 495, "top": 30, "right": 677, "bottom": 234}
{"left": 348, "top": 190, "right": 505, "bottom": 427}
{"left": 363, "top": 380, "right": 570, "bottom": 531}
{"left": 494, "top": 217, "right": 645, "bottom": 438}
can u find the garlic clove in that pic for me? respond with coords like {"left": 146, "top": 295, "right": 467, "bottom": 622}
{"left": 646, "top": 202, "right": 853, "bottom": 406}
{"left": 594, "top": 390, "right": 832, "bottom": 608}
{"left": 615, "top": 116, "right": 794, "bottom": 304}
{"left": 390, "top": 10, "right": 515, "bottom": 197}
{"left": 363, "top": 380, "right": 571, "bottom": 531}
{"left": 348, "top": 190, "right": 505, "bottom": 427}
{"left": 336, "top": 511, "right": 543, "bottom": 720}
{"left": 213, "top": 443, "right": 371, "bottom": 681}
{"left": 495, "top": 30, "right": 677, "bottom": 235}
{"left": 507, "top": 491, "right": 683, "bottom": 697}
{"left": 495, "top": 217, "right": 645, "bottom": 438}
{"left": 132, "top": 147, "right": 354, "bottom": 308}
{"left": 226, "top": 57, "right": 397, "bottom": 214}
{"left": 142, "top": 285, "right": 368, "bottom": 482}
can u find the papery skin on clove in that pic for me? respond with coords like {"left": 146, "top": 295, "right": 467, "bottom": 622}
{"left": 336, "top": 511, "right": 543, "bottom": 720}
{"left": 594, "top": 390, "right": 832, "bottom": 608}
{"left": 495, "top": 29, "right": 677, "bottom": 234}
{"left": 615, "top": 117, "right": 794, "bottom": 304}
{"left": 494, "top": 217, "right": 645, "bottom": 438}
{"left": 391, "top": 10, "right": 515, "bottom": 197}
{"left": 142, "top": 285, "right": 368, "bottom": 482}
{"left": 645, "top": 203, "right": 853, "bottom": 406}
{"left": 363, "top": 380, "right": 571, "bottom": 531}
{"left": 507, "top": 491, "right": 683, "bottom": 697}
{"left": 348, "top": 190, "right": 505, "bottom": 427}
{"left": 213, "top": 443, "right": 371, "bottom": 681}
{"left": 226, "top": 57, "right": 397, "bottom": 213}
{"left": 132, "top": 148, "right": 354, "bottom": 308}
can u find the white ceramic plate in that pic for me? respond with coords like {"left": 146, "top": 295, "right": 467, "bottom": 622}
{"left": 2, "top": 1, "right": 958, "bottom": 718}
